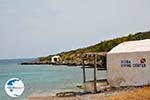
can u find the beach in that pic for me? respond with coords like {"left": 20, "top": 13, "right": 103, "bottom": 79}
{"left": 29, "top": 86, "right": 150, "bottom": 100}
{"left": 29, "top": 87, "right": 139, "bottom": 100}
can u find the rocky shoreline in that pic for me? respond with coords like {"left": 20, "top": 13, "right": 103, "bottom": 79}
{"left": 20, "top": 61, "right": 82, "bottom": 66}
{"left": 20, "top": 61, "right": 106, "bottom": 69}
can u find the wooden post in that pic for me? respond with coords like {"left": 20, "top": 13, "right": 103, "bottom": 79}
{"left": 94, "top": 54, "right": 97, "bottom": 93}
{"left": 82, "top": 57, "right": 86, "bottom": 83}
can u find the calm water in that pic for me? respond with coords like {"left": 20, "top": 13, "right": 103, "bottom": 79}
{"left": 0, "top": 59, "right": 106, "bottom": 100}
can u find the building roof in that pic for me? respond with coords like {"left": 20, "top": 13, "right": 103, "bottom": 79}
{"left": 108, "top": 39, "right": 150, "bottom": 54}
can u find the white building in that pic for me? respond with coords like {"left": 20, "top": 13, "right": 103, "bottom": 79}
{"left": 51, "top": 55, "right": 60, "bottom": 63}
{"left": 107, "top": 39, "right": 150, "bottom": 87}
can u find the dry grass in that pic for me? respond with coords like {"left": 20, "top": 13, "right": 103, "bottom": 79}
{"left": 95, "top": 86, "right": 150, "bottom": 100}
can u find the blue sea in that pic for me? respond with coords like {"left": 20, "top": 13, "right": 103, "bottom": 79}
{"left": 0, "top": 59, "right": 106, "bottom": 100}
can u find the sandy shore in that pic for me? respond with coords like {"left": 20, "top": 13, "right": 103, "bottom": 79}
{"left": 29, "top": 86, "right": 138, "bottom": 100}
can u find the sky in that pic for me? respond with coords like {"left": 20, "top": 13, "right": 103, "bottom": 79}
{"left": 0, "top": 0, "right": 150, "bottom": 59}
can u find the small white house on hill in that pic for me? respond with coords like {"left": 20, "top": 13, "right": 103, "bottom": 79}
{"left": 107, "top": 39, "right": 150, "bottom": 87}
{"left": 51, "top": 55, "right": 60, "bottom": 63}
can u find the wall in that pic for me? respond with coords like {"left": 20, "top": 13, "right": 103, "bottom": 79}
{"left": 51, "top": 56, "right": 60, "bottom": 63}
{"left": 107, "top": 51, "right": 150, "bottom": 87}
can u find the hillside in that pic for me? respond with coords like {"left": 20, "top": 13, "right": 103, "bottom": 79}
{"left": 39, "top": 31, "right": 150, "bottom": 62}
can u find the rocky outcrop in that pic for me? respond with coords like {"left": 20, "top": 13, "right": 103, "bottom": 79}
{"left": 20, "top": 61, "right": 106, "bottom": 70}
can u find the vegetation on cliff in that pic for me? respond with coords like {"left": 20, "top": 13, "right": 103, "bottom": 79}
{"left": 39, "top": 31, "right": 150, "bottom": 62}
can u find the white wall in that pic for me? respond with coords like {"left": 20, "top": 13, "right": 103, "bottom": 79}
{"left": 51, "top": 56, "right": 60, "bottom": 63}
{"left": 107, "top": 51, "right": 150, "bottom": 87}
